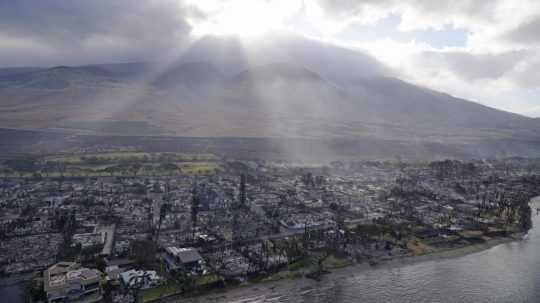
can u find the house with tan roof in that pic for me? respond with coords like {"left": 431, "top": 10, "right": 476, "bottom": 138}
{"left": 43, "top": 262, "right": 102, "bottom": 303}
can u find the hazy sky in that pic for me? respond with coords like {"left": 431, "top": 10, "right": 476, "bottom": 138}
{"left": 1, "top": 0, "right": 539, "bottom": 116}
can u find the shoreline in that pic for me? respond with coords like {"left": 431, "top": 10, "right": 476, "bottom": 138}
{"left": 333, "top": 233, "right": 524, "bottom": 278}
{"left": 178, "top": 233, "right": 525, "bottom": 302}
{"left": 1, "top": 234, "right": 524, "bottom": 303}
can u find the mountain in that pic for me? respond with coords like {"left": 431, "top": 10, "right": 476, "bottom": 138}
{"left": 353, "top": 77, "right": 538, "bottom": 131}
{"left": 178, "top": 34, "right": 393, "bottom": 85}
{"left": 232, "top": 63, "right": 324, "bottom": 83}
{"left": 0, "top": 65, "right": 119, "bottom": 89}
{"left": 93, "top": 62, "right": 151, "bottom": 79}
{"left": 153, "top": 61, "right": 224, "bottom": 88}
{"left": 0, "top": 34, "right": 540, "bottom": 160}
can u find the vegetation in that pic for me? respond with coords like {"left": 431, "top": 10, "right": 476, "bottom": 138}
{"left": 194, "top": 274, "right": 222, "bottom": 287}
{"left": 44, "top": 151, "right": 217, "bottom": 164}
{"left": 141, "top": 282, "right": 179, "bottom": 302}
{"left": 21, "top": 278, "right": 46, "bottom": 303}
{"left": 0, "top": 151, "right": 220, "bottom": 178}
{"left": 263, "top": 270, "right": 303, "bottom": 282}
{"left": 55, "top": 209, "right": 78, "bottom": 261}
{"left": 130, "top": 240, "right": 157, "bottom": 269}
{"left": 321, "top": 254, "right": 351, "bottom": 269}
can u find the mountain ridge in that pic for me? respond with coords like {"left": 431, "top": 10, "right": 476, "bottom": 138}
{"left": 0, "top": 60, "right": 537, "bottom": 135}
{"left": 0, "top": 34, "right": 539, "bottom": 159}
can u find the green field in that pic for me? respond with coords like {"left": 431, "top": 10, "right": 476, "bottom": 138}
{"left": 140, "top": 274, "right": 222, "bottom": 302}
{"left": 44, "top": 151, "right": 217, "bottom": 164}
{"left": 142, "top": 282, "right": 179, "bottom": 302}
{"left": 0, "top": 151, "right": 221, "bottom": 178}
{"left": 194, "top": 273, "right": 222, "bottom": 286}
{"left": 321, "top": 254, "right": 351, "bottom": 269}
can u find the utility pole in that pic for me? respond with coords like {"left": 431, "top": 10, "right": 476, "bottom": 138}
{"left": 240, "top": 174, "right": 247, "bottom": 206}
{"left": 191, "top": 185, "right": 200, "bottom": 241}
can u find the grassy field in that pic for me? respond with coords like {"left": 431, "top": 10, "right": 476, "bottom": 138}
{"left": 262, "top": 258, "right": 313, "bottom": 282}
{"left": 263, "top": 270, "right": 303, "bottom": 282}
{"left": 140, "top": 274, "right": 222, "bottom": 302}
{"left": 321, "top": 254, "right": 351, "bottom": 269}
{"left": 195, "top": 274, "right": 222, "bottom": 287}
{"left": 0, "top": 151, "right": 221, "bottom": 178}
{"left": 44, "top": 151, "right": 217, "bottom": 164}
{"left": 142, "top": 282, "right": 179, "bottom": 302}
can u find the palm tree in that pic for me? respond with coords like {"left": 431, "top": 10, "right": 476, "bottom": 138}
{"left": 172, "top": 268, "right": 195, "bottom": 294}
{"left": 155, "top": 203, "right": 170, "bottom": 245}
{"left": 127, "top": 271, "right": 152, "bottom": 303}
{"left": 191, "top": 189, "right": 200, "bottom": 241}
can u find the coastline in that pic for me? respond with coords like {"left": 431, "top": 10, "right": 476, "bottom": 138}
{"left": 175, "top": 232, "right": 525, "bottom": 302}
{"left": 1, "top": 234, "right": 524, "bottom": 303}
{"left": 332, "top": 233, "right": 524, "bottom": 278}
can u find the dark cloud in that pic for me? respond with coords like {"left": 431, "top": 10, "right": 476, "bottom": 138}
{"left": 0, "top": 0, "right": 192, "bottom": 67}
{"left": 504, "top": 15, "right": 540, "bottom": 44}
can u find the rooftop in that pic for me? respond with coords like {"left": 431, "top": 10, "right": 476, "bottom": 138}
{"left": 166, "top": 246, "right": 203, "bottom": 264}
{"left": 44, "top": 262, "right": 100, "bottom": 291}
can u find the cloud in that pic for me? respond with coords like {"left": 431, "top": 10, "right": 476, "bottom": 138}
{"left": 313, "top": 0, "right": 498, "bottom": 31}
{"left": 352, "top": 39, "right": 528, "bottom": 112}
{"left": 503, "top": 15, "right": 540, "bottom": 44}
{"left": 311, "top": 0, "right": 540, "bottom": 115}
{"left": 509, "top": 53, "right": 540, "bottom": 88}
{"left": 422, "top": 50, "right": 528, "bottom": 81}
{"left": 0, "top": 0, "right": 192, "bottom": 66}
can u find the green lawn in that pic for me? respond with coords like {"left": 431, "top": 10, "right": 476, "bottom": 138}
{"left": 287, "top": 258, "right": 310, "bottom": 271}
{"left": 140, "top": 274, "right": 222, "bottom": 302}
{"left": 261, "top": 258, "right": 311, "bottom": 282}
{"left": 263, "top": 270, "right": 303, "bottom": 282}
{"left": 194, "top": 274, "right": 222, "bottom": 287}
{"left": 142, "top": 282, "right": 179, "bottom": 302}
{"left": 322, "top": 254, "right": 351, "bottom": 269}
{"left": 44, "top": 151, "right": 217, "bottom": 164}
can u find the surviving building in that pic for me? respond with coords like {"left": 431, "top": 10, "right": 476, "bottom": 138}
{"left": 119, "top": 269, "right": 161, "bottom": 290}
{"left": 162, "top": 246, "right": 204, "bottom": 273}
{"left": 43, "top": 262, "right": 102, "bottom": 303}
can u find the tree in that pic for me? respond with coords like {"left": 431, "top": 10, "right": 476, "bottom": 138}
{"left": 155, "top": 202, "right": 170, "bottom": 245}
{"left": 21, "top": 278, "right": 46, "bottom": 303}
{"left": 519, "top": 203, "right": 533, "bottom": 231}
{"left": 96, "top": 256, "right": 107, "bottom": 272}
{"left": 5, "top": 159, "right": 35, "bottom": 172}
{"left": 191, "top": 188, "right": 200, "bottom": 240}
{"left": 131, "top": 163, "right": 142, "bottom": 176}
{"left": 130, "top": 239, "right": 157, "bottom": 268}
{"left": 104, "top": 166, "right": 117, "bottom": 177}
{"left": 102, "top": 280, "right": 115, "bottom": 303}
{"left": 172, "top": 269, "right": 195, "bottom": 294}
{"left": 240, "top": 174, "right": 247, "bottom": 205}
{"left": 159, "top": 162, "right": 178, "bottom": 171}
{"left": 127, "top": 271, "right": 152, "bottom": 303}
{"left": 56, "top": 210, "right": 78, "bottom": 261}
